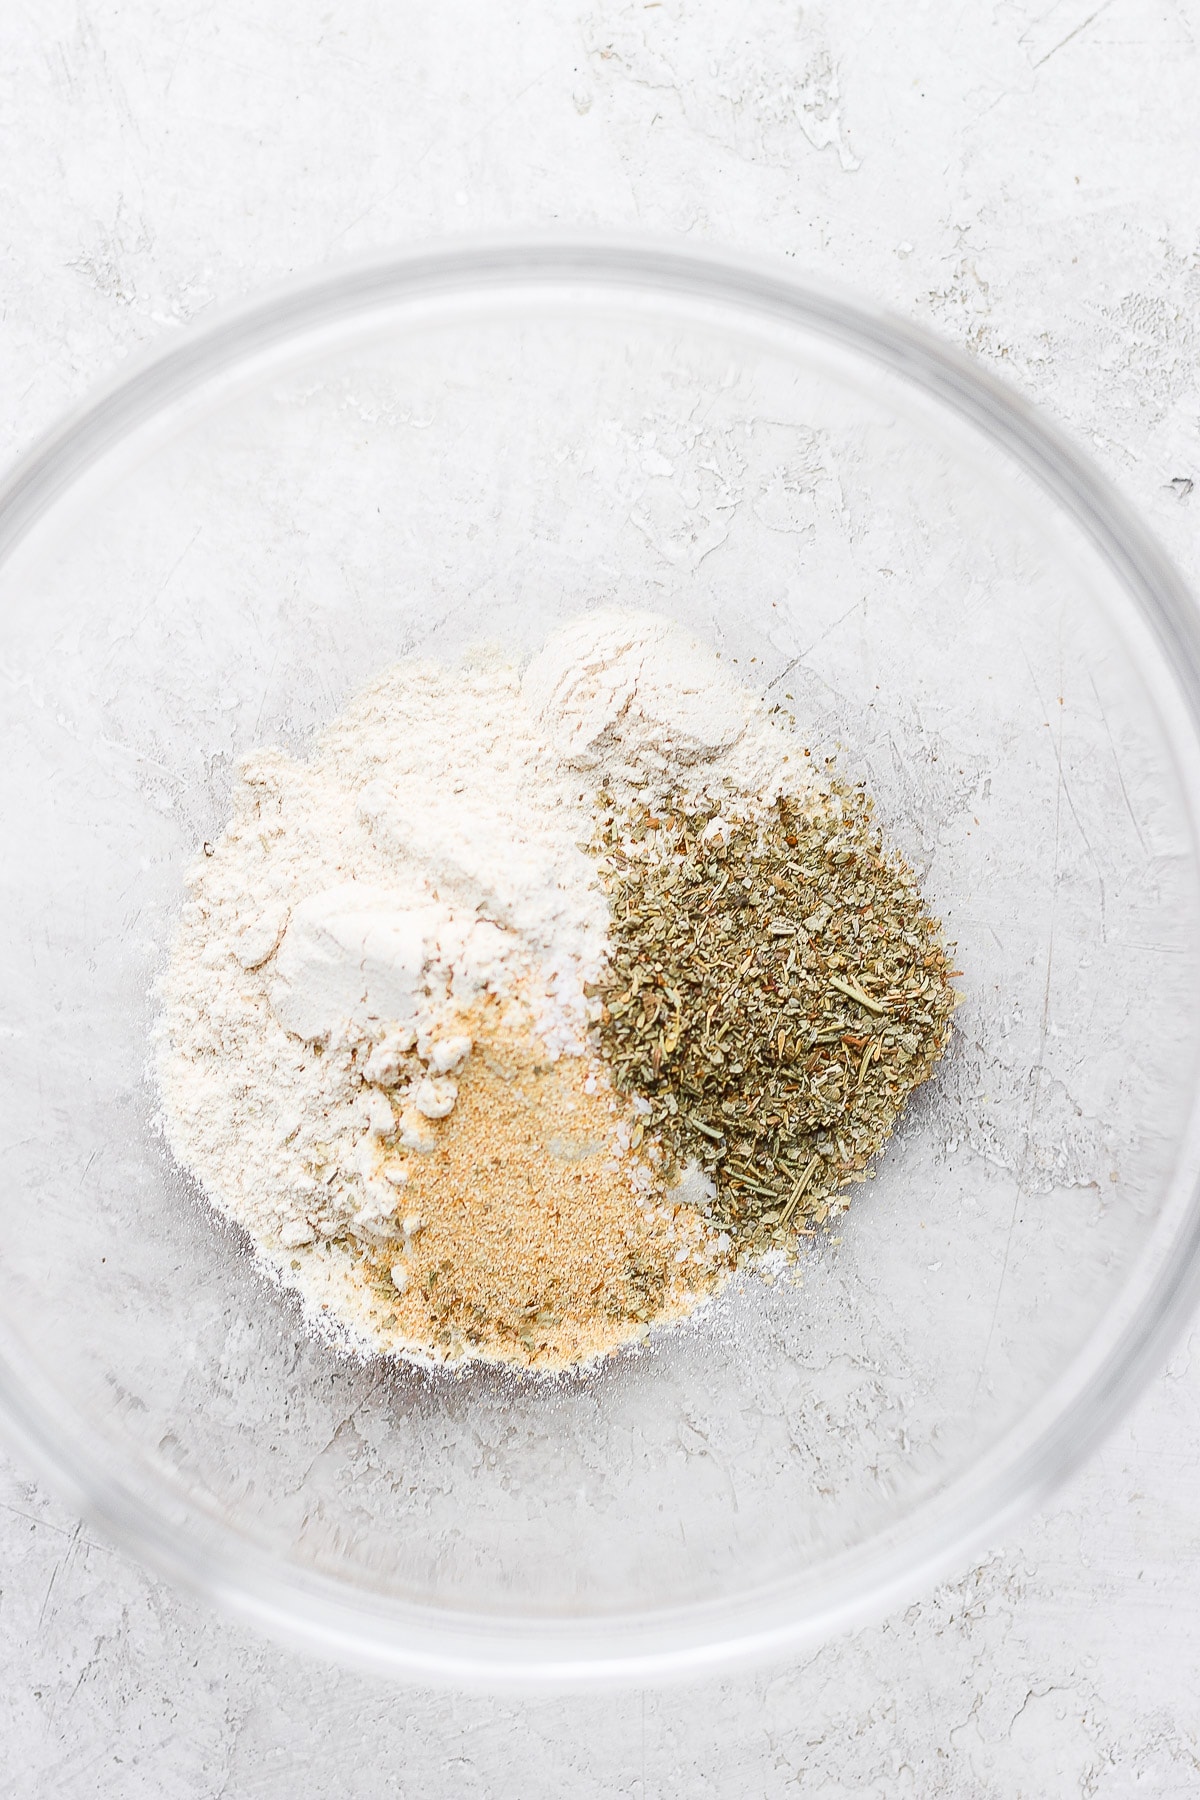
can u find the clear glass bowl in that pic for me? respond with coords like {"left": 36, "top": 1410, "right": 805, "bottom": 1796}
{"left": 2, "top": 237, "right": 1200, "bottom": 1686}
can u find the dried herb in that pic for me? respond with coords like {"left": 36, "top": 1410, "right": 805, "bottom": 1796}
{"left": 590, "top": 782, "right": 960, "bottom": 1253}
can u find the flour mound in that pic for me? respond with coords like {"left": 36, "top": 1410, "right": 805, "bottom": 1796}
{"left": 156, "top": 609, "right": 816, "bottom": 1363}
{"left": 521, "top": 608, "right": 752, "bottom": 769}
{"left": 522, "top": 608, "right": 807, "bottom": 811}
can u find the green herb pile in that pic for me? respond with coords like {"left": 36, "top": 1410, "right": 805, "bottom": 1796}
{"left": 590, "top": 784, "right": 959, "bottom": 1253}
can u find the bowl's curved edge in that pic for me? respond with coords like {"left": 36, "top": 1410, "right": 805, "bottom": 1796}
{"left": 2, "top": 232, "right": 1200, "bottom": 1683}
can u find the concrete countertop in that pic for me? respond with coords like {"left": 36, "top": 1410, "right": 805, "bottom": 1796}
{"left": 1, "top": 2, "right": 1198, "bottom": 1793}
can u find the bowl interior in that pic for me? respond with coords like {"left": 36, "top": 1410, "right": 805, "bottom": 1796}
{"left": 2, "top": 254, "right": 1199, "bottom": 1674}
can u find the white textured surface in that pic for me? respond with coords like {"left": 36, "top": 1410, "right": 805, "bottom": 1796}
{"left": 2, "top": 1, "right": 1199, "bottom": 1792}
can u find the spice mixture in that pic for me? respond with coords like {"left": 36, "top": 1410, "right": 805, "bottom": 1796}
{"left": 352, "top": 990, "right": 719, "bottom": 1368}
{"left": 591, "top": 785, "right": 959, "bottom": 1250}
{"left": 157, "top": 608, "right": 957, "bottom": 1371}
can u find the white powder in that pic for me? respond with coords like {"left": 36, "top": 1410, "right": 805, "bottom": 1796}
{"left": 521, "top": 609, "right": 803, "bottom": 812}
{"left": 156, "top": 608, "right": 819, "bottom": 1355}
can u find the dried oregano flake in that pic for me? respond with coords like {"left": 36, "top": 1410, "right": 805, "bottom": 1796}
{"left": 589, "top": 782, "right": 960, "bottom": 1255}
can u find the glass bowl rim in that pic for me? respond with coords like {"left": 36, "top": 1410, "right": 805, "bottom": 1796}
{"left": 2, "top": 231, "right": 1199, "bottom": 1686}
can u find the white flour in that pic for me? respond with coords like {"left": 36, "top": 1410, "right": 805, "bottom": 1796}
{"left": 521, "top": 609, "right": 800, "bottom": 810}
{"left": 156, "top": 609, "right": 817, "bottom": 1352}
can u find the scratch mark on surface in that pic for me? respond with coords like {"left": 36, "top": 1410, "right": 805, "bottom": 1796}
{"left": 37, "top": 1521, "right": 82, "bottom": 1628}
{"left": 253, "top": 644, "right": 282, "bottom": 738}
{"left": 1022, "top": 646, "right": 1107, "bottom": 934}
{"left": 974, "top": 659, "right": 1065, "bottom": 1394}
{"left": 163, "top": 4, "right": 213, "bottom": 98}
{"left": 332, "top": 59, "right": 557, "bottom": 247}
{"left": 104, "top": 527, "right": 203, "bottom": 669}
{"left": 766, "top": 598, "right": 866, "bottom": 692}
{"left": 0, "top": 1500, "right": 74, "bottom": 1536}
{"left": 971, "top": 82, "right": 1025, "bottom": 126}
{"left": 1088, "top": 670, "right": 1148, "bottom": 856}
{"left": 63, "top": 1634, "right": 109, "bottom": 1710}
{"left": 1031, "top": 0, "right": 1114, "bottom": 68}
{"left": 450, "top": 61, "right": 561, "bottom": 159}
